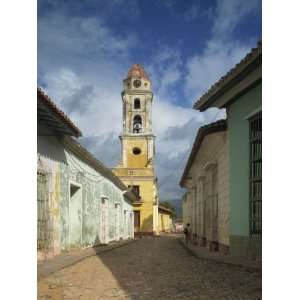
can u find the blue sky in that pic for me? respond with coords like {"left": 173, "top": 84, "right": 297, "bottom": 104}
{"left": 38, "top": 0, "right": 261, "bottom": 201}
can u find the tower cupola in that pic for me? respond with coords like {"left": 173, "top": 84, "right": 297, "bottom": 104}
{"left": 123, "top": 64, "right": 152, "bottom": 92}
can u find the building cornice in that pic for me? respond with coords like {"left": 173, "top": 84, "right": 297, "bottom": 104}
{"left": 121, "top": 90, "right": 153, "bottom": 97}
{"left": 179, "top": 120, "right": 227, "bottom": 188}
{"left": 120, "top": 134, "right": 156, "bottom": 139}
{"left": 193, "top": 41, "right": 262, "bottom": 112}
{"left": 116, "top": 176, "right": 155, "bottom": 181}
{"left": 38, "top": 87, "right": 82, "bottom": 138}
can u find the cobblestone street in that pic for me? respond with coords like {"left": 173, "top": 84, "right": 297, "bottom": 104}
{"left": 38, "top": 235, "right": 261, "bottom": 300}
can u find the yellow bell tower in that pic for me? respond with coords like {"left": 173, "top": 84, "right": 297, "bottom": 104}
{"left": 112, "top": 64, "right": 159, "bottom": 235}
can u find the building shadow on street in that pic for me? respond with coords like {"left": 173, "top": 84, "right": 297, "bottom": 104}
{"left": 92, "top": 233, "right": 261, "bottom": 300}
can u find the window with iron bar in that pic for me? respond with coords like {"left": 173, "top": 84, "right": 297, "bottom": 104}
{"left": 37, "top": 171, "right": 50, "bottom": 250}
{"left": 249, "top": 112, "right": 262, "bottom": 235}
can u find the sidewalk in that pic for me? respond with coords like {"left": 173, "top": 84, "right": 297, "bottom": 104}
{"left": 38, "top": 238, "right": 137, "bottom": 280}
{"left": 179, "top": 238, "right": 261, "bottom": 271}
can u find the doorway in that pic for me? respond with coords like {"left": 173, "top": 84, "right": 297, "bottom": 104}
{"left": 100, "top": 197, "right": 109, "bottom": 244}
{"left": 134, "top": 210, "right": 140, "bottom": 233}
{"left": 115, "top": 203, "right": 120, "bottom": 241}
{"left": 69, "top": 182, "right": 82, "bottom": 249}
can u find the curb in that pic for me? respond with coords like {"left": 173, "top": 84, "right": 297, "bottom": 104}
{"left": 178, "top": 238, "right": 261, "bottom": 272}
{"left": 38, "top": 238, "right": 138, "bottom": 281}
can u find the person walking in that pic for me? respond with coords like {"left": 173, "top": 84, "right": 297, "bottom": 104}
{"left": 183, "top": 223, "right": 191, "bottom": 245}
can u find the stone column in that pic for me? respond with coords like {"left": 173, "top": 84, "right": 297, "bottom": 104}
{"left": 192, "top": 186, "right": 198, "bottom": 244}
{"left": 204, "top": 162, "right": 218, "bottom": 252}
{"left": 198, "top": 176, "right": 206, "bottom": 246}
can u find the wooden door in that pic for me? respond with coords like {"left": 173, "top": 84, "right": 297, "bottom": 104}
{"left": 134, "top": 210, "right": 140, "bottom": 233}
{"left": 100, "top": 198, "right": 109, "bottom": 244}
{"left": 115, "top": 204, "right": 120, "bottom": 241}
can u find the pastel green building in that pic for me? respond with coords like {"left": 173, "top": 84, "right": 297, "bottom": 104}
{"left": 37, "top": 88, "right": 137, "bottom": 260}
{"left": 193, "top": 42, "right": 262, "bottom": 259}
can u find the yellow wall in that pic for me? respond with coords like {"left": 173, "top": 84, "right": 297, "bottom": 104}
{"left": 122, "top": 179, "right": 155, "bottom": 232}
{"left": 158, "top": 212, "right": 172, "bottom": 232}
{"left": 126, "top": 139, "right": 148, "bottom": 168}
{"left": 113, "top": 137, "right": 158, "bottom": 234}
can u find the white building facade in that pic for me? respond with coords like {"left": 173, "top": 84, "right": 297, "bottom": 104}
{"left": 180, "top": 120, "right": 230, "bottom": 253}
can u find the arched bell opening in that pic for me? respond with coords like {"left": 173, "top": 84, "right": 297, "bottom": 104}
{"left": 133, "top": 115, "right": 142, "bottom": 133}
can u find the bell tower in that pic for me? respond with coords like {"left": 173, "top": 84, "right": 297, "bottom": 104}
{"left": 112, "top": 64, "right": 159, "bottom": 235}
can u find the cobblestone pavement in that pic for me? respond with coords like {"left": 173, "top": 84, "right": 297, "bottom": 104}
{"left": 38, "top": 235, "right": 261, "bottom": 300}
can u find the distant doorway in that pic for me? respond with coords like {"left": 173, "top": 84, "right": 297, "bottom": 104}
{"left": 115, "top": 203, "right": 120, "bottom": 241}
{"left": 100, "top": 198, "right": 109, "bottom": 244}
{"left": 134, "top": 210, "right": 140, "bottom": 232}
{"left": 69, "top": 182, "right": 82, "bottom": 249}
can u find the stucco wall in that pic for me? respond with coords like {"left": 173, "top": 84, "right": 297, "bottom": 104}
{"left": 227, "top": 83, "right": 261, "bottom": 237}
{"left": 182, "top": 192, "right": 192, "bottom": 227}
{"left": 182, "top": 194, "right": 187, "bottom": 225}
{"left": 182, "top": 130, "right": 229, "bottom": 247}
{"left": 37, "top": 135, "right": 134, "bottom": 260}
{"left": 158, "top": 212, "right": 172, "bottom": 232}
{"left": 217, "top": 134, "right": 230, "bottom": 246}
{"left": 121, "top": 179, "right": 156, "bottom": 233}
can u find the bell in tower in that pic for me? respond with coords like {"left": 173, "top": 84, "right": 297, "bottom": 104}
{"left": 133, "top": 115, "right": 142, "bottom": 133}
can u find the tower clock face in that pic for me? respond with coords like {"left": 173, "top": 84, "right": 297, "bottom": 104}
{"left": 133, "top": 80, "right": 141, "bottom": 88}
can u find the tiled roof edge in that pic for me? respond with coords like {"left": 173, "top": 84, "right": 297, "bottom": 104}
{"left": 193, "top": 41, "right": 262, "bottom": 110}
{"left": 38, "top": 87, "right": 82, "bottom": 137}
{"left": 179, "top": 119, "right": 227, "bottom": 187}
{"left": 158, "top": 205, "right": 173, "bottom": 214}
{"left": 61, "top": 136, "right": 134, "bottom": 196}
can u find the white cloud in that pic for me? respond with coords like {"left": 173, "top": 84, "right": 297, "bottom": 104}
{"left": 40, "top": 45, "right": 209, "bottom": 200}
{"left": 42, "top": 68, "right": 123, "bottom": 137}
{"left": 145, "top": 45, "right": 183, "bottom": 100}
{"left": 185, "top": 40, "right": 252, "bottom": 101}
{"left": 38, "top": 12, "right": 136, "bottom": 78}
{"left": 184, "top": 0, "right": 260, "bottom": 102}
{"left": 38, "top": 11, "right": 137, "bottom": 137}
{"left": 38, "top": 0, "right": 257, "bottom": 201}
{"left": 212, "top": 0, "right": 260, "bottom": 36}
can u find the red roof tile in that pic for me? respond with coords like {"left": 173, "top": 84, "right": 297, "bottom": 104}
{"left": 126, "top": 64, "right": 150, "bottom": 81}
{"left": 37, "top": 87, "right": 82, "bottom": 137}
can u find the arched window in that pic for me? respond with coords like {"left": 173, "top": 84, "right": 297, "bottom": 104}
{"left": 134, "top": 98, "right": 141, "bottom": 109}
{"left": 133, "top": 115, "right": 142, "bottom": 133}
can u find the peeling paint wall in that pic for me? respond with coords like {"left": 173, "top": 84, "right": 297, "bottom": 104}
{"left": 37, "top": 135, "right": 134, "bottom": 260}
